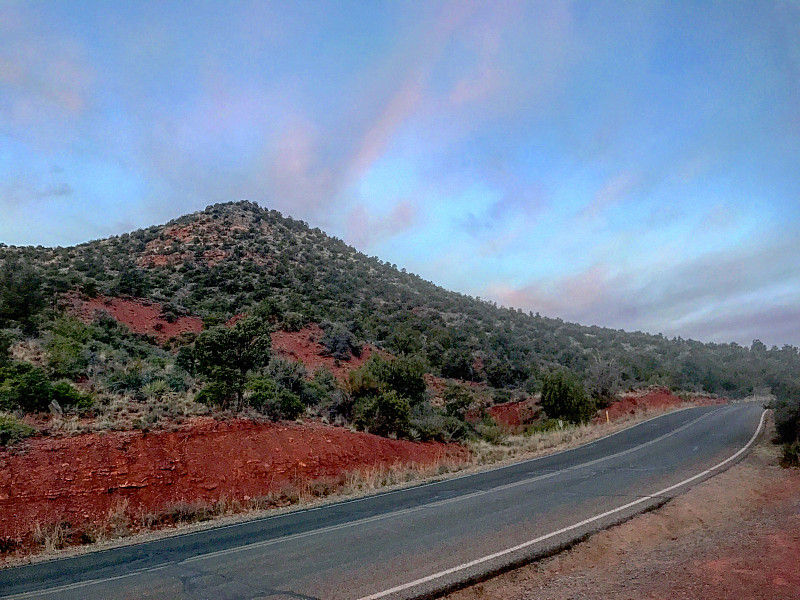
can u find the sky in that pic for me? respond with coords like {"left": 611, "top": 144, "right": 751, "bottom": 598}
{"left": 1, "top": 1, "right": 799, "bottom": 347}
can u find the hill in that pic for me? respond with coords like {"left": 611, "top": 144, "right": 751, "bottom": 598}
{"left": 0, "top": 200, "right": 797, "bottom": 441}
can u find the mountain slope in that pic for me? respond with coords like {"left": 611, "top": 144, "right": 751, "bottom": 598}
{"left": 1, "top": 200, "right": 797, "bottom": 399}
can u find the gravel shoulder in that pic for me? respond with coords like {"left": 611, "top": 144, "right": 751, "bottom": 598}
{"left": 445, "top": 413, "right": 800, "bottom": 600}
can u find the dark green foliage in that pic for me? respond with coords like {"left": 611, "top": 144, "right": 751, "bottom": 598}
{"left": 443, "top": 384, "right": 473, "bottom": 420}
{"left": 0, "top": 363, "right": 53, "bottom": 412}
{"left": 344, "top": 356, "right": 429, "bottom": 437}
{"left": 191, "top": 316, "right": 271, "bottom": 405}
{"left": 587, "top": 357, "right": 620, "bottom": 408}
{"left": 441, "top": 349, "right": 479, "bottom": 382}
{"left": 540, "top": 369, "right": 596, "bottom": 424}
{"left": 367, "top": 355, "right": 428, "bottom": 405}
{"left": 115, "top": 267, "right": 149, "bottom": 297}
{"left": 0, "top": 260, "right": 44, "bottom": 333}
{"left": 0, "top": 413, "right": 35, "bottom": 446}
{"left": 51, "top": 381, "right": 94, "bottom": 412}
{"left": 46, "top": 317, "right": 90, "bottom": 379}
{"left": 409, "top": 403, "right": 470, "bottom": 442}
{"left": 0, "top": 331, "right": 12, "bottom": 366}
{"left": 196, "top": 380, "right": 236, "bottom": 408}
{"left": 320, "top": 321, "right": 361, "bottom": 360}
{"left": 353, "top": 390, "right": 410, "bottom": 438}
{"left": 300, "top": 368, "right": 337, "bottom": 408}
{"left": 781, "top": 441, "right": 800, "bottom": 468}
{"left": 246, "top": 376, "right": 304, "bottom": 420}
{"left": 484, "top": 357, "right": 516, "bottom": 388}
{"left": 0, "top": 363, "right": 92, "bottom": 413}
{"left": 264, "top": 357, "right": 307, "bottom": 396}
{"left": 772, "top": 380, "right": 800, "bottom": 445}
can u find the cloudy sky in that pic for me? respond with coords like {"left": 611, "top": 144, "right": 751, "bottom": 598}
{"left": 1, "top": 1, "right": 799, "bottom": 347}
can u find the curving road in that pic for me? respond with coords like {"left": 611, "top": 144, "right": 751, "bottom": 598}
{"left": 0, "top": 403, "right": 764, "bottom": 600}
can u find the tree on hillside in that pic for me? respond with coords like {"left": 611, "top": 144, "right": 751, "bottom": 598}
{"left": 192, "top": 316, "right": 272, "bottom": 408}
{"left": 540, "top": 369, "right": 596, "bottom": 424}
{"left": 587, "top": 355, "right": 620, "bottom": 407}
{"left": 0, "top": 260, "right": 44, "bottom": 333}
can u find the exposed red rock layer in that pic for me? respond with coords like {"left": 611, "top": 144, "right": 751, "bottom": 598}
{"left": 271, "top": 325, "right": 379, "bottom": 379}
{"left": 66, "top": 295, "right": 204, "bottom": 343}
{"left": 487, "top": 399, "right": 541, "bottom": 431}
{"left": 0, "top": 419, "right": 468, "bottom": 544}
{"left": 599, "top": 387, "right": 727, "bottom": 422}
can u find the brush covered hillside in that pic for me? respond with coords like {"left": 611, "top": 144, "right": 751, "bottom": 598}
{"left": 0, "top": 200, "right": 798, "bottom": 445}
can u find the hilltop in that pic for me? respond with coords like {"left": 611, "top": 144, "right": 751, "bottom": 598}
{"left": 1, "top": 200, "right": 796, "bottom": 402}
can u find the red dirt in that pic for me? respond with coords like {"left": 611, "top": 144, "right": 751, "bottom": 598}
{"left": 487, "top": 399, "right": 540, "bottom": 431}
{"left": 598, "top": 387, "right": 727, "bottom": 423}
{"left": 136, "top": 215, "right": 264, "bottom": 269}
{"left": 446, "top": 426, "right": 800, "bottom": 600}
{"left": 66, "top": 295, "right": 204, "bottom": 344}
{"left": 0, "top": 419, "right": 468, "bottom": 548}
{"left": 270, "top": 325, "right": 379, "bottom": 380}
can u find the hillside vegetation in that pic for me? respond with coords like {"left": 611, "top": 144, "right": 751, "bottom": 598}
{"left": 0, "top": 201, "right": 797, "bottom": 444}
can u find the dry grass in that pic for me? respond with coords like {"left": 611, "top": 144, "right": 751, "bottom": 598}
{"left": 6, "top": 401, "right": 731, "bottom": 564}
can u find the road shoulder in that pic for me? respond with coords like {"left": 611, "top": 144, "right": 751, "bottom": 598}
{"left": 445, "top": 414, "right": 800, "bottom": 600}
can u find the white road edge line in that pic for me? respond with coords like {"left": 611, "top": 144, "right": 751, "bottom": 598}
{"left": 0, "top": 404, "right": 742, "bottom": 600}
{"left": 355, "top": 409, "right": 767, "bottom": 600}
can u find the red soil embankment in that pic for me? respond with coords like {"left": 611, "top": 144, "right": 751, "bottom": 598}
{"left": 599, "top": 387, "right": 727, "bottom": 422}
{"left": 67, "top": 295, "right": 204, "bottom": 344}
{"left": 487, "top": 399, "right": 540, "bottom": 431}
{"left": 0, "top": 419, "right": 468, "bottom": 543}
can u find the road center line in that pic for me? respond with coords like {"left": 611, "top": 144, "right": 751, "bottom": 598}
{"left": 355, "top": 409, "right": 767, "bottom": 600}
{"left": 0, "top": 406, "right": 727, "bottom": 599}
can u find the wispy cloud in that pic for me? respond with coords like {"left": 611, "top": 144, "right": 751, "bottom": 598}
{"left": 485, "top": 233, "right": 800, "bottom": 345}
{"left": 345, "top": 201, "right": 417, "bottom": 249}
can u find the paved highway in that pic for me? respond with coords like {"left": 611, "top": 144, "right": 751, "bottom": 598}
{"left": 0, "top": 403, "right": 764, "bottom": 600}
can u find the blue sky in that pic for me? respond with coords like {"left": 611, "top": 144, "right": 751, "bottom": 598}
{"left": 1, "top": 1, "right": 799, "bottom": 346}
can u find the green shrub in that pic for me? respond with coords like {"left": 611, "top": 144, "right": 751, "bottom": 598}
{"left": 352, "top": 355, "right": 427, "bottom": 405}
{"left": 46, "top": 318, "right": 91, "bottom": 379}
{"left": 443, "top": 384, "right": 473, "bottom": 420}
{"left": 51, "top": 381, "right": 93, "bottom": 412}
{"left": 409, "top": 404, "right": 471, "bottom": 442}
{"left": 0, "top": 260, "right": 44, "bottom": 333}
{"left": 196, "top": 380, "right": 237, "bottom": 408}
{"left": 540, "top": 369, "right": 596, "bottom": 424}
{"left": 772, "top": 381, "right": 800, "bottom": 445}
{"left": 300, "top": 367, "right": 337, "bottom": 408}
{"left": 246, "top": 376, "right": 304, "bottom": 420}
{"left": 0, "top": 331, "right": 12, "bottom": 366}
{"left": 192, "top": 316, "right": 272, "bottom": 404}
{"left": 781, "top": 441, "right": 800, "bottom": 468}
{"left": 0, "top": 413, "right": 34, "bottom": 446}
{"left": 353, "top": 390, "right": 410, "bottom": 438}
{"left": 320, "top": 321, "right": 361, "bottom": 360}
{"left": 0, "top": 363, "right": 53, "bottom": 412}
{"left": 475, "top": 420, "right": 506, "bottom": 444}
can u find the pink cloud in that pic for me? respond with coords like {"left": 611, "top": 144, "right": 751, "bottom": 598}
{"left": 489, "top": 265, "right": 613, "bottom": 317}
{"left": 580, "top": 171, "right": 639, "bottom": 220}
{"left": 348, "top": 71, "right": 425, "bottom": 179}
{"left": 265, "top": 117, "right": 337, "bottom": 216}
{"left": 0, "top": 7, "right": 94, "bottom": 119}
{"left": 346, "top": 201, "right": 417, "bottom": 249}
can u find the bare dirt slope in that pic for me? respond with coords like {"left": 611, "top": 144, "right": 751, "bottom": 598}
{"left": 447, "top": 417, "right": 799, "bottom": 600}
{"left": 0, "top": 419, "right": 467, "bottom": 553}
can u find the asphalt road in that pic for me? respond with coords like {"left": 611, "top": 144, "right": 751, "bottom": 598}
{"left": 0, "top": 403, "right": 765, "bottom": 600}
